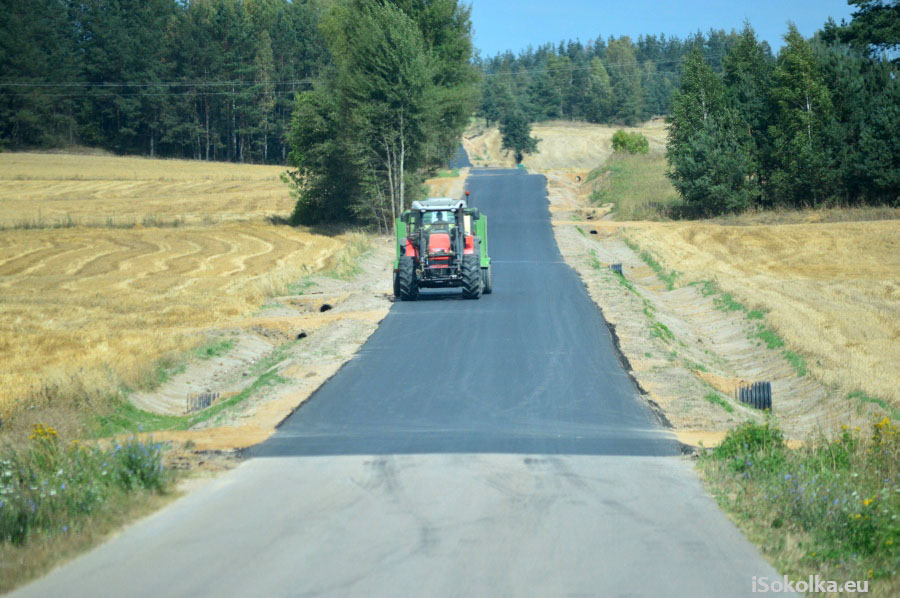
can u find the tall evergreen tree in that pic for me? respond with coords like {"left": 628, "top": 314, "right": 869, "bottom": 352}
{"left": 667, "top": 50, "right": 755, "bottom": 215}
{"left": 605, "top": 37, "right": 643, "bottom": 125}
{"left": 767, "top": 25, "right": 834, "bottom": 206}
{"left": 723, "top": 23, "right": 775, "bottom": 196}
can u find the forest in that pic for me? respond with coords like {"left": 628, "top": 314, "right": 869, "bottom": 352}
{"left": 1, "top": 0, "right": 325, "bottom": 163}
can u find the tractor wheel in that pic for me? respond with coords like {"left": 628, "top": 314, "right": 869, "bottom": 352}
{"left": 461, "top": 255, "right": 482, "bottom": 299}
{"left": 397, "top": 256, "right": 418, "bottom": 301}
{"left": 481, "top": 265, "right": 493, "bottom": 294}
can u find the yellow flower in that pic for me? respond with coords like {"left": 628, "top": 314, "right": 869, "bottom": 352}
{"left": 863, "top": 498, "right": 874, "bottom": 507}
{"left": 887, "top": 539, "right": 894, "bottom": 546}
{"left": 854, "top": 513, "right": 862, "bottom": 519}
{"left": 841, "top": 425, "right": 848, "bottom": 431}
{"left": 868, "top": 569, "right": 873, "bottom": 579}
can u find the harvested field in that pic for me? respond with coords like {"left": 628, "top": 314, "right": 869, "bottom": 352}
{"left": 0, "top": 153, "right": 293, "bottom": 228}
{"left": 625, "top": 220, "right": 900, "bottom": 410}
{"left": 0, "top": 153, "right": 360, "bottom": 422}
{"left": 463, "top": 119, "right": 667, "bottom": 170}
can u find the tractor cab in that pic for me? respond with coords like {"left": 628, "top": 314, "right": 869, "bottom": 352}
{"left": 393, "top": 196, "right": 492, "bottom": 300}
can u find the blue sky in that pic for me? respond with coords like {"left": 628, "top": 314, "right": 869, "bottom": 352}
{"left": 470, "top": 0, "right": 856, "bottom": 58}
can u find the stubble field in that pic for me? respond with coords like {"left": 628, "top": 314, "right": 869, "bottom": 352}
{"left": 0, "top": 152, "right": 358, "bottom": 422}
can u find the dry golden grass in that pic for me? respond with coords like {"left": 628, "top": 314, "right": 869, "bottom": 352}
{"left": 0, "top": 153, "right": 359, "bottom": 421}
{"left": 463, "top": 119, "right": 668, "bottom": 171}
{"left": 0, "top": 153, "right": 294, "bottom": 228}
{"left": 625, "top": 220, "right": 900, "bottom": 407}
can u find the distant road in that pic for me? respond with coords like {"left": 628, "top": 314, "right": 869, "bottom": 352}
{"left": 15, "top": 160, "right": 786, "bottom": 597}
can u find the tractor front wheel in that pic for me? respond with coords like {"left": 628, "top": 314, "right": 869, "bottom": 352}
{"left": 461, "top": 255, "right": 483, "bottom": 299}
{"left": 397, "top": 256, "right": 419, "bottom": 301}
{"left": 481, "top": 265, "right": 493, "bottom": 295}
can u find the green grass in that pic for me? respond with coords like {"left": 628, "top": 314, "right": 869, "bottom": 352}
{"left": 191, "top": 338, "right": 235, "bottom": 361}
{"left": 650, "top": 321, "right": 675, "bottom": 342}
{"left": 756, "top": 325, "right": 785, "bottom": 350}
{"left": 434, "top": 168, "right": 460, "bottom": 178}
{"left": 586, "top": 153, "right": 681, "bottom": 220}
{"left": 783, "top": 350, "right": 807, "bottom": 377}
{"left": 692, "top": 280, "right": 811, "bottom": 379}
{"left": 624, "top": 237, "right": 679, "bottom": 290}
{"left": 0, "top": 426, "right": 174, "bottom": 593}
{"left": 96, "top": 341, "right": 297, "bottom": 437}
{"left": 848, "top": 391, "right": 900, "bottom": 420}
{"left": 575, "top": 225, "right": 586, "bottom": 237}
{"left": 286, "top": 277, "right": 316, "bottom": 295}
{"left": 588, "top": 249, "right": 602, "bottom": 270}
{"left": 704, "top": 392, "right": 734, "bottom": 413}
{"left": 0, "top": 426, "right": 170, "bottom": 546}
{"left": 700, "top": 418, "right": 899, "bottom": 591}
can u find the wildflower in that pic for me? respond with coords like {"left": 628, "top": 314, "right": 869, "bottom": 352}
{"left": 887, "top": 539, "right": 894, "bottom": 546}
{"left": 784, "top": 474, "right": 792, "bottom": 480}
{"left": 61, "top": 483, "right": 66, "bottom": 491}
{"left": 854, "top": 513, "right": 862, "bottom": 519}
{"left": 863, "top": 498, "right": 874, "bottom": 507}
{"left": 833, "top": 499, "right": 839, "bottom": 505}
{"left": 62, "top": 525, "right": 68, "bottom": 533}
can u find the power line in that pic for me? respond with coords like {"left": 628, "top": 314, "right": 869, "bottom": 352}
{"left": 0, "top": 79, "right": 314, "bottom": 89}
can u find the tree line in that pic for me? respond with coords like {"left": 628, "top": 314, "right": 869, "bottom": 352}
{"left": 1, "top": 0, "right": 325, "bottom": 163}
{"left": 476, "top": 30, "right": 751, "bottom": 128}
{"left": 667, "top": 14, "right": 898, "bottom": 215}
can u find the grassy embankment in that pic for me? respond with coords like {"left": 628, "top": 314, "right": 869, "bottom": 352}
{"left": 0, "top": 152, "right": 371, "bottom": 590}
{"left": 701, "top": 418, "right": 898, "bottom": 595}
{"left": 586, "top": 151, "right": 900, "bottom": 415}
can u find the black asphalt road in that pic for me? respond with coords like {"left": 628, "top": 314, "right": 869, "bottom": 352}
{"left": 254, "top": 167, "right": 677, "bottom": 458}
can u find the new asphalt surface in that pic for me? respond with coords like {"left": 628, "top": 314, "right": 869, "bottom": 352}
{"left": 14, "top": 163, "right": 788, "bottom": 598}
{"left": 253, "top": 167, "right": 675, "bottom": 457}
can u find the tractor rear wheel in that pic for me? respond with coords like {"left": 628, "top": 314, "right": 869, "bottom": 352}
{"left": 461, "top": 255, "right": 482, "bottom": 299}
{"left": 397, "top": 256, "right": 418, "bottom": 301}
{"left": 481, "top": 265, "right": 493, "bottom": 294}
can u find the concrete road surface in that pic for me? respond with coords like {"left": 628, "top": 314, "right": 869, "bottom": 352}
{"left": 14, "top": 165, "right": 786, "bottom": 597}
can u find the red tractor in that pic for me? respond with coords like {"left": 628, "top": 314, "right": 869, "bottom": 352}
{"left": 393, "top": 197, "right": 492, "bottom": 300}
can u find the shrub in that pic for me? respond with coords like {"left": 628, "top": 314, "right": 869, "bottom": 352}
{"left": 702, "top": 417, "right": 899, "bottom": 582}
{"left": 611, "top": 130, "right": 649, "bottom": 155}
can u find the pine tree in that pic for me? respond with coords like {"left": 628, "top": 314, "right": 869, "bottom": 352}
{"left": 606, "top": 37, "right": 643, "bottom": 125}
{"left": 723, "top": 23, "right": 775, "bottom": 198}
{"left": 499, "top": 110, "right": 540, "bottom": 163}
{"left": 667, "top": 50, "right": 754, "bottom": 215}
{"left": 767, "top": 25, "right": 834, "bottom": 206}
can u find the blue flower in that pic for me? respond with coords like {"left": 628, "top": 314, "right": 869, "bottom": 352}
{"left": 833, "top": 499, "right": 839, "bottom": 505}
{"left": 63, "top": 525, "right": 68, "bottom": 533}
{"left": 61, "top": 483, "right": 66, "bottom": 491}
{"left": 784, "top": 474, "right": 792, "bottom": 480}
